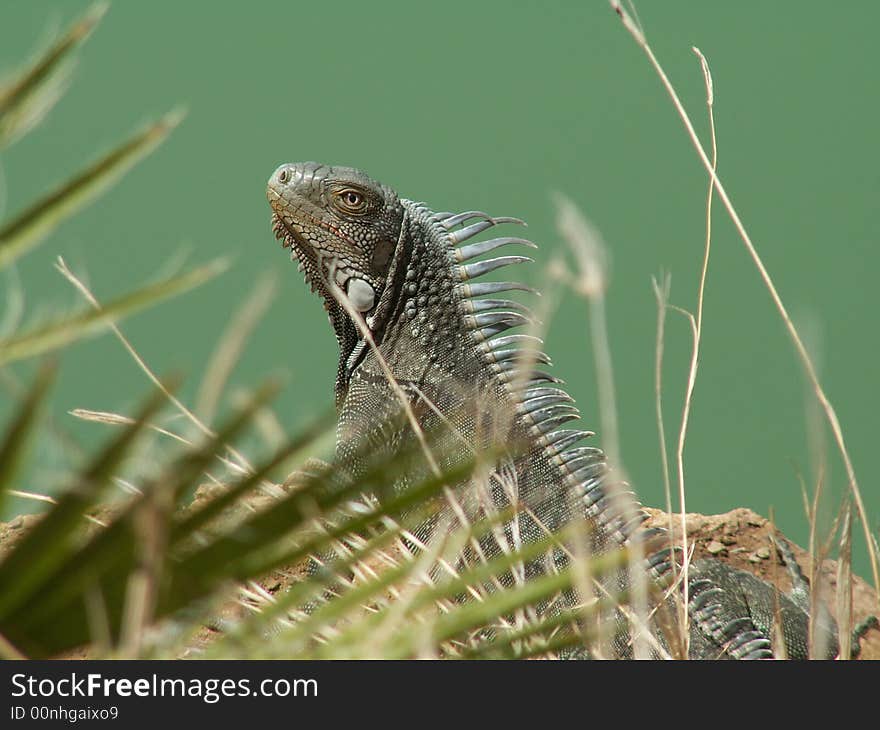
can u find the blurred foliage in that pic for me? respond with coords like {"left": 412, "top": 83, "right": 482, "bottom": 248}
{"left": 0, "top": 5, "right": 610, "bottom": 660}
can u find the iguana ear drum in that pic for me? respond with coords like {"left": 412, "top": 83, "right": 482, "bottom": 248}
{"left": 346, "top": 278, "right": 376, "bottom": 312}
{"left": 370, "top": 238, "right": 395, "bottom": 275}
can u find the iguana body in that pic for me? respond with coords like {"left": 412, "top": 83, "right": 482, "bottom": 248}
{"left": 267, "top": 162, "right": 861, "bottom": 659}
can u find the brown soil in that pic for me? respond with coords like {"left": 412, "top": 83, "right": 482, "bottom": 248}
{"left": 643, "top": 507, "right": 880, "bottom": 659}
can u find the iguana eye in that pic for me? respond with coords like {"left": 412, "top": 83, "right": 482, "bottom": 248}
{"left": 325, "top": 181, "right": 375, "bottom": 216}
{"left": 342, "top": 190, "right": 363, "bottom": 207}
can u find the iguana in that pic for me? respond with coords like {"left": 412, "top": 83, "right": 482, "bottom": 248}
{"left": 267, "top": 161, "right": 875, "bottom": 659}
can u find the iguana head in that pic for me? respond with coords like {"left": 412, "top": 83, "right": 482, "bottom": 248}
{"left": 267, "top": 162, "right": 404, "bottom": 316}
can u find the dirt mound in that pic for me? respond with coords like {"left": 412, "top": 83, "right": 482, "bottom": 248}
{"left": 643, "top": 507, "right": 880, "bottom": 659}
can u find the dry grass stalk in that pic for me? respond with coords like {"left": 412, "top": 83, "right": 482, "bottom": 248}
{"left": 609, "top": 0, "right": 879, "bottom": 602}
{"left": 196, "top": 272, "right": 278, "bottom": 424}
{"left": 837, "top": 506, "right": 854, "bottom": 659}
{"left": 54, "top": 257, "right": 257, "bottom": 478}
{"left": 650, "top": 274, "right": 691, "bottom": 656}
{"left": 552, "top": 194, "right": 654, "bottom": 658}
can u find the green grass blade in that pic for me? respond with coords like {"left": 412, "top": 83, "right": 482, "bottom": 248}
{"left": 263, "top": 513, "right": 476, "bottom": 656}
{"left": 487, "top": 625, "right": 598, "bottom": 661}
{"left": 458, "top": 585, "right": 632, "bottom": 659}
{"left": 292, "top": 544, "right": 434, "bottom": 657}
{"left": 153, "top": 442, "right": 494, "bottom": 629}
{"left": 388, "top": 566, "right": 583, "bottom": 657}
{"left": 0, "top": 108, "right": 184, "bottom": 270}
{"left": 401, "top": 525, "right": 580, "bottom": 615}
{"left": 0, "top": 360, "right": 57, "bottom": 514}
{"left": 233, "top": 503, "right": 520, "bottom": 647}
{"left": 0, "top": 417, "right": 460, "bottom": 656}
{"left": 423, "top": 547, "right": 629, "bottom": 652}
{"left": 0, "top": 258, "right": 227, "bottom": 367}
{"left": 260, "top": 519, "right": 627, "bottom": 659}
{"left": 207, "top": 526, "right": 409, "bottom": 657}
{"left": 0, "top": 3, "right": 108, "bottom": 149}
{"left": 173, "top": 448, "right": 484, "bottom": 588}
{"left": 0, "top": 381, "right": 172, "bottom": 623}
{"left": 312, "top": 523, "right": 605, "bottom": 658}
{"left": 160, "top": 378, "right": 282, "bottom": 505}
{"left": 171, "top": 413, "right": 335, "bottom": 543}
{"left": 0, "top": 382, "right": 283, "bottom": 651}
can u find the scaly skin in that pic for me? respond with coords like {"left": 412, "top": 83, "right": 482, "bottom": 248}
{"left": 267, "top": 161, "right": 857, "bottom": 659}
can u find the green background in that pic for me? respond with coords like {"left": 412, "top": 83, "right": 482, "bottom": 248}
{"left": 1, "top": 2, "right": 877, "bottom": 573}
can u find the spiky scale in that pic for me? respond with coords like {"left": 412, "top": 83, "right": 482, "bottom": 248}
{"left": 582, "top": 488, "right": 615, "bottom": 513}
{"left": 488, "top": 347, "right": 551, "bottom": 366}
{"left": 580, "top": 476, "right": 605, "bottom": 497}
{"left": 515, "top": 370, "right": 562, "bottom": 386}
{"left": 495, "top": 360, "right": 554, "bottom": 380}
{"left": 639, "top": 527, "right": 667, "bottom": 544}
{"left": 463, "top": 298, "right": 535, "bottom": 318}
{"left": 603, "top": 489, "right": 636, "bottom": 511}
{"left": 455, "top": 236, "right": 537, "bottom": 262}
{"left": 475, "top": 323, "right": 520, "bottom": 340}
{"left": 689, "top": 579, "right": 714, "bottom": 594}
{"left": 450, "top": 219, "right": 496, "bottom": 243}
{"left": 735, "top": 639, "right": 774, "bottom": 659}
{"left": 528, "top": 403, "right": 580, "bottom": 422}
{"left": 491, "top": 215, "right": 526, "bottom": 227}
{"left": 695, "top": 604, "right": 722, "bottom": 621}
{"left": 721, "top": 617, "right": 754, "bottom": 639}
{"left": 521, "top": 386, "right": 571, "bottom": 402}
{"left": 619, "top": 512, "right": 648, "bottom": 536}
{"left": 569, "top": 460, "right": 606, "bottom": 480}
{"left": 690, "top": 588, "right": 724, "bottom": 612}
{"left": 727, "top": 629, "right": 765, "bottom": 651}
{"left": 492, "top": 360, "right": 539, "bottom": 377}
{"left": 543, "top": 429, "right": 594, "bottom": 452}
{"left": 557, "top": 446, "right": 602, "bottom": 464}
{"left": 563, "top": 456, "right": 603, "bottom": 476}
{"left": 646, "top": 547, "right": 673, "bottom": 570}
{"left": 466, "top": 311, "right": 530, "bottom": 330}
{"left": 438, "top": 210, "right": 493, "bottom": 229}
{"left": 519, "top": 394, "right": 573, "bottom": 414}
{"left": 486, "top": 333, "right": 545, "bottom": 350}
{"left": 529, "top": 404, "right": 580, "bottom": 426}
{"left": 531, "top": 413, "right": 581, "bottom": 435}
{"left": 510, "top": 381, "right": 563, "bottom": 395}
{"left": 598, "top": 512, "right": 635, "bottom": 539}
{"left": 587, "top": 490, "right": 637, "bottom": 513}
{"left": 459, "top": 281, "right": 538, "bottom": 298}
{"left": 458, "top": 256, "right": 533, "bottom": 281}
{"left": 440, "top": 210, "right": 527, "bottom": 231}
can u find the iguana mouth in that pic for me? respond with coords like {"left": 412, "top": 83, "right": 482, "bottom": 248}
{"left": 271, "top": 212, "right": 303, "bottom": 253}
{"left": 271, "top": 212, "right": 375, "bottom": 313}
{"left": 270, "top": 211, "right": 327, "bottom": 296}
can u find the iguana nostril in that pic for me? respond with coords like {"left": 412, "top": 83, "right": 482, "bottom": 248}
{"left": 278, "top": 168, "right": 290, "bottom": 184}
